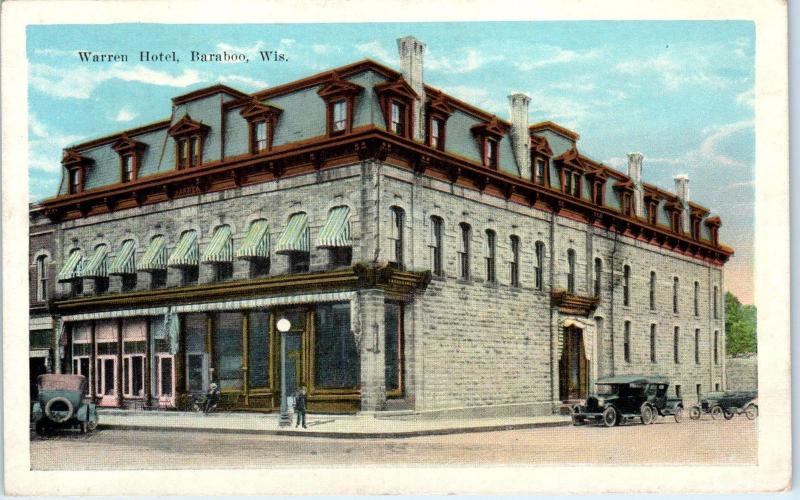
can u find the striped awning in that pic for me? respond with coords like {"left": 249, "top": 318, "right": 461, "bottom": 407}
{"left": 168, "top": 231, "right": 199, "bottom": 267}
{"left": 316, "top": 206, "right": 351, "bottom": 248}
{"left": 236, "top": 220, "right": 271, "bottom": 260}
{"left": 275, "top": 213, "right": 310, "bottom": 254}
{"left": 137, "top": 235, "right": 167, "bottom": 272}
{"left": 109, "top": 240, "right": 136, "bottom": 275}
{"left": 57, "top": 250, "right": 83, "bottom": 281}
{"left": 201, "top": 226, "right": 233, "bottom": 263}
{"left": 80, "top": 245, "right": 108, "bottom": 278}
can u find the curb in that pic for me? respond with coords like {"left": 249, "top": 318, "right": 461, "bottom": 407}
{"left": 97, "top": 419, "right": 571, "bottom": 439}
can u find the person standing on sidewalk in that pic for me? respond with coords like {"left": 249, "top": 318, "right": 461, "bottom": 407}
{"left": 294, "top": 386, "right": 307, "bottom": 428}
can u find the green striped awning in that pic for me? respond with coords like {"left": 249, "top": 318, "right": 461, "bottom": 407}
{"left": 80, "top": 244, "right": 108, "bottom": 278}
{"left": 57, "top": 250, "right": 83, "bottom": 281}
{"left": 235, "top": 220, "right": 270, "bottom": 260}
{"left": 316, "top": 206, "right": 351, "bottom": 248}
{"left": 137, "top": 235, "right": 167, "bottom": 272}
{"left": 201, "top": 225, "right": 233, "bottom": 263}
{"left": 109, "top": 240, "right": 136, "bottom": 275}
{"left": 275, "top": 213, "right": 310, "bottom": 254}
{"left": 167, "top": 230, "right": 199, "bottom": 267}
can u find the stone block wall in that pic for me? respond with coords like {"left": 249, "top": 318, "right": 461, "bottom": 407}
{"left": 726, "top": 354, "right": 758, "bottom": 391}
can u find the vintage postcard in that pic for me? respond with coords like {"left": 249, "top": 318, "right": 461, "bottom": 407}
{"left": 2, "top": 0, "right": 790, "bottom": 496}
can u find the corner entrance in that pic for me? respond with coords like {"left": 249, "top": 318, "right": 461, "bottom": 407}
{"left": 559, "top": 326, "right": 588, "bottom": 401}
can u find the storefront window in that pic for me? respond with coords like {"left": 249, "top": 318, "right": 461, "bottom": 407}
{"left": 314, "top": 303, "right": 358, "bottom": 389}
{"left": 248, "top": 311, "right": 270, "bottom": 389}
{"left": 385, "top": 302, "right": 403, "bottom": 394}
{"left": 185, "top": 313, "right": 208, "bottom": 393}
{"left": 215, "top": 312, "right": 243, "bottom": 390}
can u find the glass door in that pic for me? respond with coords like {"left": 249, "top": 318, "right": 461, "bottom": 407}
{"left": 96, "top": 356, "right": 117, "bottom": 406}
{"left": 273, "top": 309, "right": 307, "bottom": 408}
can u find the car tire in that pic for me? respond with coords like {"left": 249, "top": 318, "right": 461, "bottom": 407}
{"left": 723, "top": 409, "right": 735, "bottom": 420}
{"left": 674, "top": 406, "right": 684, "bottom": 423}
{"left": 745, "top": 404, "right": 758, "bottom": 420}
{"left": 689, "top": 406, "right": 702, "bottom": 420}
{"left": 602, "top": 406, "right": 617, "bottom": 427}
{"left": 710, "top": 406, "right": 723, "bottom": 420}
{"left": 34, "top": 420, "right": 48, "bottom": 437}
{"left": 44, "top": 397, "right": 74, "bottom": 423}
{"left": 640, "top": 404, "right": 654, "bottom": 425}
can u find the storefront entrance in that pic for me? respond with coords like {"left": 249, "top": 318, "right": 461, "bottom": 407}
{"left": 559, "top": 326, "right": 588, "bottom": 401}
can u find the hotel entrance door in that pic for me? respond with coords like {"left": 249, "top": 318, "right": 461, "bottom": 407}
{"left": 559, "top": 326, "right": 588, "bottom": 401}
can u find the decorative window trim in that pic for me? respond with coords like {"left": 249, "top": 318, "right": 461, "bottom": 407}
{"left": 644, "top": 191, "right": 662, "bottom": 226}
{"left": 705, "top": 216, "right": 721, "bottom": 246}
{"left": 530, "top": 134, "right": 553, "bottom": 186}
{"left": 62, "top": 149, "right": 92, "bottom": 194}
{"left": 665, "top": 200, "right": 683, "bottom": 233}
{"left": 426, "top": 92, "right": 453, "bottom": 151}
{"left": 112, "top": 134, "right": 147, "bottom": 183}
{"left": 613, "top": 179, "right": 635, "bottom": 216}
{"left": 374, "top": 77, "right": 418, "bottom": 140}
{"left": 168, "top": 115, "right": 210, "bottom": 169}
{"left": 317, "top": 72, "right": 363, "bottom": 136}
{"left": 554, "top": 147, "right": 589, "bottom": 198}
{"left": 471, "top": 117, "right": 507, "bottom": 170}
{"left": 240, "top": 100, "right": 283, "bottom": 154}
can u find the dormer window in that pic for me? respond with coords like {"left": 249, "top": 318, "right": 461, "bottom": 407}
{"left": 61, "top": 149, "right": 92, "bottom": 195}
{"left": 375, "top": 77, "right": 417, "bottom": 140}
{"left": 426, "top": 92, "right": 453, "bottom": 152}
{"left": 176, "top": 137, "right": 201, "bottom": 168}
{"left": 530, "top": 134, "right": 553, "bottom": 186}
{"left": 168, "top": 115, "right": 209, "bottom": 170}
{"left": 534, "top": 158, "right": 547, "bottom": 186}
{"left": 563, "top": 171, "right": 581, "bottom": 197}
{"left": 646, "top": 200, "right": 659, "bottom": 225}
{"left": 69, "top": 168, "right": 82, "bottom": 194}
{"left": 705, "top": 216, "right": 721, "bottom": 246}
{"left": 390, "top": 101, "right": 407, "bottom": 136}
{"left": 240, "top": 99, "right": 282, "bottom": 154}
{"left": 554, "top": 147, "right": 589, "bottom": 198}
{"left": 591, "top": 180, "right": 604, "bottom": 205}
{"left": 622, "top": 192, "right": 633, "bottom": 216}
{"left": 430, "top": 118, "right": 442, "bottom": 149}
{"left": 332, "top": 100, "right": 347, "bottom": 132}
{"left": 317, "top": 72, "right": 363, "bottom": 136}
{"left": 471, "top": 117, "right": 507, "bottom": 170}
{"left": 485, "top": 138, "right": 498, "bottom": 169}
{"left": 112, "top": 134, "right": 146, "bottom": 183}
{"left": 253, "top": 121, "right": 268, "bottom": 152}
{"left": 121, "top": 155, "right": 134, "bottom": 182}
{"left": 691, "top": 217, "right": 701, "bottom": 239}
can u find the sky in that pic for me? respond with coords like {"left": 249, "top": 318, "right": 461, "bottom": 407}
{"left": 26, "top": 22, "right": 755, "bottom": 303}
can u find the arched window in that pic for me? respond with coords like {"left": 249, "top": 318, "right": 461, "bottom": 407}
{"left": 713, "top": 286, "right": 719, "bottom": 319}
{"left": 695, "top": 329, "right": 701, "bottom": 364}
{"left": 650, "top": 324, "right": 657, "bottom": 363}
{"left": 624, "top": 321, "right": 631, "bottom": 363}
{"left": 485, "top": 229, "right": 496, "bottom": 283}
{"left": 674, "top": 326, "right": 680, "bottom": 364}
{"left": 534, "top": 241, "right": 545, "bottom": 290}
{"left": 36, "top": 255, "right": 48, "bottom": 301}
{"left": 649, "top": 271, "right": 657, "bottom": 310}
{"left": 566, "top": 249, "right": 576, "bottom": 293}
{"left": 673, "top": 276, "right": 680, "bottom": 314}
{"left": 694, "top": 281, "right": 700, "bottom": 316}
{"left": 429, "top": 216, "right": 444, "bottom": 277}
{"left": 389, "top": 207, "right": 405, "bottom": 269}
{"left": 509, "top": 235, "right": 520, "bottom": 287}
{"left": 593, "top": 258, "right": 602, "bottom": 297}
{"left": 623, "top": 265, "right": 630, "bottom": 306}
{"left": 458, "top": 223, "right": 471, "bottom": 279}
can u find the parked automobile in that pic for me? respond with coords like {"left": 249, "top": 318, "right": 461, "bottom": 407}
{"left": 689, "top": 390, "right": 758, "bottom": 420}
{"left": 570, "top": 375, "right": 684, "bottom": 427}
{"left": 31, "top": 374, "right": 98, "bottom": 435}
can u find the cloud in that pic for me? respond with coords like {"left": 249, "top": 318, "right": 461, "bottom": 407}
{"left": 217, "top": 74, "right": 269, "bottom": 89}
{"left": 614, "top": 53, "right": 731, "bottom": 91}
{"left": 355, "top": 40, "right": 398, "bottom": 66}
{"left": 696, "top": 120, "right": 753, "bottom": 167}
{"left": 426, "top": 48, "right": 503, "bottom": 74}
{"left": 28, "top": 114, "right": 81, "bottom": 174}
{"left": 443, "top": 85, "right": 504, "bottom": 114}
{"left": 514, "top": 45, "right": 601, "bottom": 71}
{"left": 114, "top": 106, "right": 137, "bottom": 122}
{"left": 312, "top": 44, "right": 339, "bottom": 55}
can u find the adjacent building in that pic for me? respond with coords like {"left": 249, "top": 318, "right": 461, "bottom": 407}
{"left": 29, "top": 204, "right": 58, "bottom": 399}
{"left": 35, "top": 36, "right": 732, "bottom": 415}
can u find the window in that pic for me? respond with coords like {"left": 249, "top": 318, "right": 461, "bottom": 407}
{"left": 624, "top": 321, "right": 631, "bottom": 363}
{"left": 534, "top": 158, "right": 546, "bottom": 186}
{"left": 694, "top": 281, "right": 700, "bottom": 316}
{"left": 458, "top": 223, "right": 471, "bottom": 279}
{"left": 675, "top": 385, "right": 682, "bottom": 398}
{"left": 247, "top": 311, "right": 270, "bottom": 389}
{"left": 184, "top": 313, "right": 208, "bottom": 393}
{"left": 622, "top": 192, "right": 633, "bottom": 216}
{"left": 674, "top": 326, "right": 680, "bottom": 364}
{"left": 314, "top": 303, "right": 359, "bottom": 389}
{"left": 289, "top": 253, "right": 310, "bottom": 273}
{"left": 71, "top": 276, "right": 83, "bottom": 297}
{"left": 181, "top": 266, "right": 199, "bottom": 286}
{"left": 390, "top": 101, "right": 406, "bottom": 135}
{"left": 151, "top": 269, "right": 167, "bottom": 289}
{"left": 252, "top": 121, "right": 268, "bottom": 152}
{"left": 332, "top": 100, "right": 347, "bottom": 132}
{"left": 650, "top": 324, "right": 657, "bottom": 363}
{"left": 430, "top": 118, "right": 444, "bottom": 150}
{"left": 485, "top": 139, "right": 498, "bottom": 168}
{"left": 647, "top": 201, "right": 658, "bottom": 225}
{"left": 36, "top": 255, "right": 48, "bottom": 301}
{"left": 429, "top": 216, "right": 444, "bottom": 277}
{"left": 695, "top": 329, "right": 701, "bottom": 364}
{"left": 389, "top": 207, "right": 405, "bottom": 270}
{"left": 696, "top": 384, "right": 702, "bottom": 399}
{"left": 121, "top": 274, "right": 137, "bottom": 292}
{"left": 69, "top": 168, "right": 82, "bottom": 194}
{"left": 509, "top": 235, "right": 520, "bottom": 287}
{"left": 593, "top": 258, "right": 602, "bottom": 297}
{"left": 592, "top": 181, "right": 604, "bottom": 205}
{"left": 673, "top": 277, "right": 679, "bottom": 314}
{"left": 121, "top": 155, "right": 134, "bottom": 182}
{"left": 623, "top": 265, "right": 630, "bottom": 306}
{"left": 485, "top": 230, "right": 496, "bottom": 283}
{"left": 329, "top": 247, "right": 352, "bottom": 269}
{"left": 176, "top": 137, "right": 201, "bottom": 168}
{"left": 567, "top": 249, "right": 576, "bottom": 294}
{"left": 122, "top": 320, "right": 146, "bottom": 398}
{"left": 564, "top": 171, "right": 580, "bottom": 197}
{"left": 713, "top": 286, "right": 719, "bottom": 319}
{"left": 215, "top": 312, "right": 243, "bottom": 390}
{"left": 385, "top": 302, "right": 404, "bottom": 395}
{"left": 649, "top": 271, "right": 657, "bottom": 310}
{"left": 214, "top": 262, "right": 234, "bottom": 282}
{"left": 249, "top": 259, "right": 270, "bottom": 279}
{"left": 534, "top": 241, "right": 545, "bottom": 290}
{"left": 715, "top": 383, "right": 721, "bottom": 392}
{"left": 95, "top": 276, "right": 109, "bottom": 294}
{"left": 714, "top": 330, "right": 719, "bottom": 365}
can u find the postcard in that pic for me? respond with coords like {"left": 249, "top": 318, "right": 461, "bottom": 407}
{"left": 2, "top": 0, "right": 790, "bottom": 495}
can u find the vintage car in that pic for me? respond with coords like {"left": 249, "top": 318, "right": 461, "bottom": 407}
{"left": 689, "top": 390, "right": 758, "bottom": 420}
{"left": 570, "top": 375, "right": 684, "bottom": 427}
{"left": 32, "top": 374, "right": 98, "bottom": 435}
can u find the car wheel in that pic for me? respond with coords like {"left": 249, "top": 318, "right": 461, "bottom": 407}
{"left": 689, "top": 406, "right": 702, "bottom": 420}
{"left": 640, "top": 404, "right": 654, "bottom": 425}
{"left": 674, "top": 406, "right": 684, "bottom": 423}
{"left": 710, "top": 406, "right": 723, "bottom": 420}
{"left": 44, "top": 397, "right": 74, "bottom": 423}
{"left": 602, "top": 406, "right": 617, "bottom": 427}
{"left": 34, "top": 420, "right": 48, "bottom": 437}
{"left": 723, "top": 409, "right": 735, "bottom": 420}
{"left": 745, "top": 404, "right": 758, "bottom": 420}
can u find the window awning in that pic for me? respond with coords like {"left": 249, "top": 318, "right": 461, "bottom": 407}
{"left": 109, "top": 240, "right": 136, "bottom": 275}
{"left": 137, "top": 235, "right": 167, "bottom": 272}
{"left": 201, "top": 226, "right": 233, "bottom": 263}
{"left": 275, "top": 213, "right": 309, "bottom": 254}
{"left": 236, "top": 220, "right": 271, "bottom": 260}
{"left": 168, "top": 231, "right": 199, "bottom": 267}
{"left": 80, "top": 245, "right": 108, "bottom": 278}
{"left": 57, "top": 251, "right": 83, "bottom": 281}
{"left": 316, "top": 206, "right": 351, "bottom": 248}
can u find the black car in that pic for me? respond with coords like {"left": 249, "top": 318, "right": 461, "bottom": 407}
{"left": 570, "top": 375, "right": 684, "bottom": 427}
{"left": 689, "top": 390, "right": 758, "bottom": 420}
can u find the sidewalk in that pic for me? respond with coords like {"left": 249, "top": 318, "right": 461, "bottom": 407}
{"left": 97, "top": 409, "right": 570, "bottom": 438}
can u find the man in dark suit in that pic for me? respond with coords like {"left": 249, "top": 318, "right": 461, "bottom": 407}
{"left": 294, "top": 386, "right": 307, "bottom": 428}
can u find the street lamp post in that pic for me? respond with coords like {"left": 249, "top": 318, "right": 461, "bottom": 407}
{"left": 277, "top": 317, "right": 292, "bottom": 426}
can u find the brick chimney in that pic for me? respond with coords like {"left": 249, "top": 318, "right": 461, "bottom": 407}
{"left": 627, "top": 153, "right": 644, "bottom": 216}
{"left": 397, "top": 36, "right": 426, "bottom": 142}
{"left": 509, "top": 93, "right": 531, "bottom": 179}
{"left": 674, "top": 174, "right": 690, "bottom": 232}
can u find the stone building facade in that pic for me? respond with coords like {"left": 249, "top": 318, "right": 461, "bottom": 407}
{"left": 29, "top": 205, "right": 59, "bottom": 397}
{"left": 37, "top": 36, "right": 732, "bottom": 415}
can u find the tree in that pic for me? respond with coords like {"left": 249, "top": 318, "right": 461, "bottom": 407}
{"left": 725, "top": 292, "right": 757, "bottom": 355}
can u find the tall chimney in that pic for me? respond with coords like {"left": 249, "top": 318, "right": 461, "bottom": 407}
{"left": 674, "top": 174, "right": 690, "bottom": 232}
{"left": 397, "top": 36, "right": 426, "bottom": 142}
{"left": 627, "top": 153, "right": 644, "bottom": 216}
{"left": 509, "top": 93, "right": 531, "bottom": 179}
